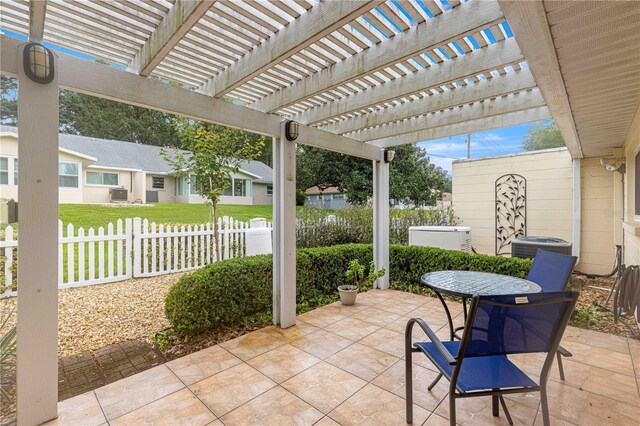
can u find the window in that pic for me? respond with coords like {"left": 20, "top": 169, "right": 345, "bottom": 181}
{"left": 267, "top": 185, "right": 273, "bottom": 196}
{"left": 59, "top": 162, "right": 79, "bottom": 188}
{"left": 223, "top": 185, "right": 233, "bottom": 196}
{"left": 189, "top": 174, "right": 198, "bottom": 195}
{"left": 86, "top": 171, "right": 118, "bottom": 186}
{"left": 233, "top": 178, "right": 252, "bottom": 197}
{"left": 152, "top": 176, "right": 164, "bottom": 189}
{"left": 0, "top": 157, "right": 7, "bottom": 185}
{"left": 175, "top": 176, "right": 187, "bottom": 196}
{"left": 333, "top": 193, "right": 345, "bottom": 200}
{"left": 13, "top": 158, "right": 18, "bottom": 185}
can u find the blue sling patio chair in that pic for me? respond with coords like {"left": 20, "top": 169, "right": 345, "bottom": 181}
{"left": 527, "top": 249, "right": 578, "bottom": 380}
{"left": 405, "top": 291, "right": 578, "bottom": 426}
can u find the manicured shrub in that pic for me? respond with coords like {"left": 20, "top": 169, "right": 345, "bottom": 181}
{"left": 165, "top": 244, "right": 531, "bottom": 338}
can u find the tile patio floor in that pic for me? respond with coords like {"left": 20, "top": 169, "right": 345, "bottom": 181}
{"left": 45, "top": 290, "right": 640, "bottom": 426}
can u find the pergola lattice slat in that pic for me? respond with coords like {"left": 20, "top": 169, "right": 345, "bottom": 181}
{"left": 252, "top": 0, "right": 505, "bottom": 114}
{"left": 199, "top": 0, "right": 385, "bottom": 97}
{"left": 127, "top": 0, "right": 215, "bottom": 76}
{"left": 295, "top": 37, "right": 523, "bottom": 125}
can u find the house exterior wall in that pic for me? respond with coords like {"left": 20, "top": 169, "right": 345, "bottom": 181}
{"left": 580, "top": 158, "right": 617, "bottom": 274}
{"left": 252, "top": 183, "right": 272, "bottom": 205}
{"left": 622, "top": 108, "right": 640, "bottom": 268}
{"left": 451, "top": 148, "right": 618, "bottom": 274}
{"left": 82, "top": 167, "right": 134, "bottom": 204}
{"left": 145, "top": 174, "right": 175, "bottom": 203}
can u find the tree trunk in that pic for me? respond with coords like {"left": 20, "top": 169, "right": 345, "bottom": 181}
{"left": 212, "top": 201, "right": 221, "bottom": 262}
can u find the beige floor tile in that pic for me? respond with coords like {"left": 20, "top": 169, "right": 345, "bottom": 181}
{"left": 167, "top": 345, "right": 242, "bottom": 385}
{"left": 326, "top": 342, "right": 398, "bottom": 381}
{"left": 43, "top": 391, "right": 106, "bottom": 426}
{"left": 378, "top": 301, "right": 422, "bottom": 316}
{"left": 110, "top": 388, "right": 216, "bottom": 425}
{"left": 247, "top": 344, "right": 321, "bottom": 383}
{"left": 190, "top": 363, "right": 276, "bottom": 416}
{"left": 298, "top": 308, "right": 349, "bottom": 328}
{"left": 423, "top": 413, "right": 451, "bottom": 425}
{"left": 221, "top": 386, "right": 323, "bottom": 426}
{"left": 290, "top": 329, "right": 354, "bottom": 360}
{"left": 627, "top": 337, "right": 640, "bottom": 377}
{"left": 328, "top": 383, "right": 430, "bottom": 425}
{"left": 508, "top": 380, "right": 640, "bottom": 425}
{"left": 220, "top": 328, "right": 287, "bottom": 361}
{"left": 266, "top": 322, "right": 320, "bottom": 342}
{"left": 317, "top": 302, "right": 369, "bottom": 315}
{"left": 349, "top": 307, "right": 404, "bottom": 328}
{"left": 532, "top": 412, "right": 578, "bottom": 426}
{"left": 562, "top": 326, "right": 630, "bottom": 354}
{"left": 359, "top": 328, "right": 406, "bottom": 358}
{"left": 559, "top": 340, "right": 635, "bottom": 376}
{"left": 372, "top": 360, "right": 448, "bottom": 412}
{"left": 315, "top": 416, "right": 342, "bottom": 425}
{"left": 435, "top": 394, "right": 537, "bottom": 425}
{"left": 94, "top": 364, "right": 184, "bottom": 421}
{"left": 324, "top": 317, "right": 381, "bottom": 341}
{"left": 282, "top": 362, "right": 367, "bottom": 414}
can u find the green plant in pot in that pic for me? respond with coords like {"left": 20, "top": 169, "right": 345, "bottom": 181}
{"left": 339, "top": 259, "right": 386, "bottom": 306}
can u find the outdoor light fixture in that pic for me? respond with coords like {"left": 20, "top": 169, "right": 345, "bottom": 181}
{"left": 285, "top": 120, "right": 299, "bottom": 141}
{"left": 384, "top": 149, "right": 395, "bottom": 163}
{"left": 600, "top": 157, "right": 625, "bottom": 173}
{"left": 23, "top": 42, "right": 55, "bottom": 84}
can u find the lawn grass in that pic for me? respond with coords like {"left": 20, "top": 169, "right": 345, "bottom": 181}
{"left": 57, "top": 203, "right": 275, "bottom": 229}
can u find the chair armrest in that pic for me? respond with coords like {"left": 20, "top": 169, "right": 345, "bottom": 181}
{"left": 406, "top": 318, "right": 457, "bottom": 365}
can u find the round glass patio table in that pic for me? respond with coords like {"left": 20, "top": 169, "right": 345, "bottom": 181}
{"left": 420, "top": 270, "right": 541, "bottom": 340}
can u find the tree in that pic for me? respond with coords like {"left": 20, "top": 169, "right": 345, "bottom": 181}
{"left": 296, "top": 144, "right": 449, "bottom": 206}
{"left": 161, "top": 118, "right": 264, "bottom": 260}
{"left": 0, "top": 76, "right": 18, "bottom": 125}
{"left": 59, "top": 90, "right": 181, "bottom": 146}
{"left": 522, "top": 121, "right": 565, "bottom": 151}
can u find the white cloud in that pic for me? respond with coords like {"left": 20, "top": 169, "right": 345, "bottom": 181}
{"left": 428, "top": 156, "right": 454, "bottom": 175}
{"left": 422, "top": 141, "right": 478, "bottom": 153}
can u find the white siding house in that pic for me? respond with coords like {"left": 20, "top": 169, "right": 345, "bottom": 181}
{"left": 0, "top": 126, "right": 273, "bottom": 205}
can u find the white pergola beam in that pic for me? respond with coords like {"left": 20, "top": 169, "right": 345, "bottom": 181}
{"left": 273, "top": 127, "right": 297, "bottom": 328}
{"left": 128, "top": 0, "right": 214, "bottom": 76}
{"left": 373, "top": 159, "right": 390, "bottom": 290}
{"left": 360, "top": 89, "right": 545, "bottom": 142}
{"left": 375, "top": 106, "right": 551, "bottom": 147}
{"left": 253, "top": 0, "right": 504, "bottom": 113}
{"left": 0, "top": 35, "right": 381, "bottom": 161}
{"left": 16, "top": 42, "right": 59, "bottom": 425}
{"left": 29, "top": 0, "right": 47, "bottom": 42}
{"left": 297, "top": 37, "right": 523, "bottom": 125}
{"left": 323, "top": 68, "right": 537, "bottom": 135}
{"left": 498, "top": 0, "right": 583, "bottom": 159}
{"left": 200, "top": 0, "right": 384, "bottom": 97}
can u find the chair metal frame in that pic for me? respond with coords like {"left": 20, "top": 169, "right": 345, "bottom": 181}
{"left": 527, "top": 249, "right": 578, "bottom": 380}
{"left": 405, "top": 292, "right": 578, "bottom": 426}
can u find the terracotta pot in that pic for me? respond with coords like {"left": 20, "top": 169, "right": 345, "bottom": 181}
{"left": 338, "top": 285, "right": 359, "bottom": 306}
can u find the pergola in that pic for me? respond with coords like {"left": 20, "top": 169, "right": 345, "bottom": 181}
{"left": 0, "top": 0, "right": 638, "bottom": 424}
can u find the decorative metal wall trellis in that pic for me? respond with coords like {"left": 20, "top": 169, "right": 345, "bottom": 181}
{"left": 495, "top": 174, "right": 526, "bottom": 256}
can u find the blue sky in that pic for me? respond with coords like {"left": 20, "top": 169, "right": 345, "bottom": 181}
{"left": 418, "top": 121, "right": 550, "bottom": 175}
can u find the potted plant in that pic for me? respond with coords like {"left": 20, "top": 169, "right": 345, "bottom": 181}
{"left": 339, "top": 259, "right": 386, "bottom": 306}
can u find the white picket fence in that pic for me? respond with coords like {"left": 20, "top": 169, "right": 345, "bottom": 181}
{"left": 0, "top": 216, "right": 271, "bottom": 298}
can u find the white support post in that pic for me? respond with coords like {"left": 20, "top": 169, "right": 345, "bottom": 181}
{"left": 373, "top": 157, "right": 390, "bottom": 290}
{"left": 16, "top": 43, "right": 59, "bottom": 425}
{"left": 273, "top": 125, "right": 297, "bottom": 328}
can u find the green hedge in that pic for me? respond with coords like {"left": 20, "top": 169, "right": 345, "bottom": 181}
{"left": 165, "top": 244, "right": 532, "bottom": 338}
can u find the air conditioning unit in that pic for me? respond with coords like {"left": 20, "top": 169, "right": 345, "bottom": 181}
{"left": 109, "top": 187, "right": 128, "bottom": 202}
{"left": 408, "top": 226, "right": 472, "bottom": 253}
{"left": 511, "top": 236, "right": 572, "bottom": 259}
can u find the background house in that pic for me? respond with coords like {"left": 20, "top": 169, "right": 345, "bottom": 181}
{"left": 0, "top": 126, "right": 273, "bottom": 205}
{"left": 304, "top": 186, "right": 348, "bottom": 209}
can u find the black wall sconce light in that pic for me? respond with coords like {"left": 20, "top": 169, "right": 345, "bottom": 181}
{"left": 285, "top": 120, "right": 299, "bottom": 141}
{"left": 23, "top": 42, "right": 55, "bottom": 84}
